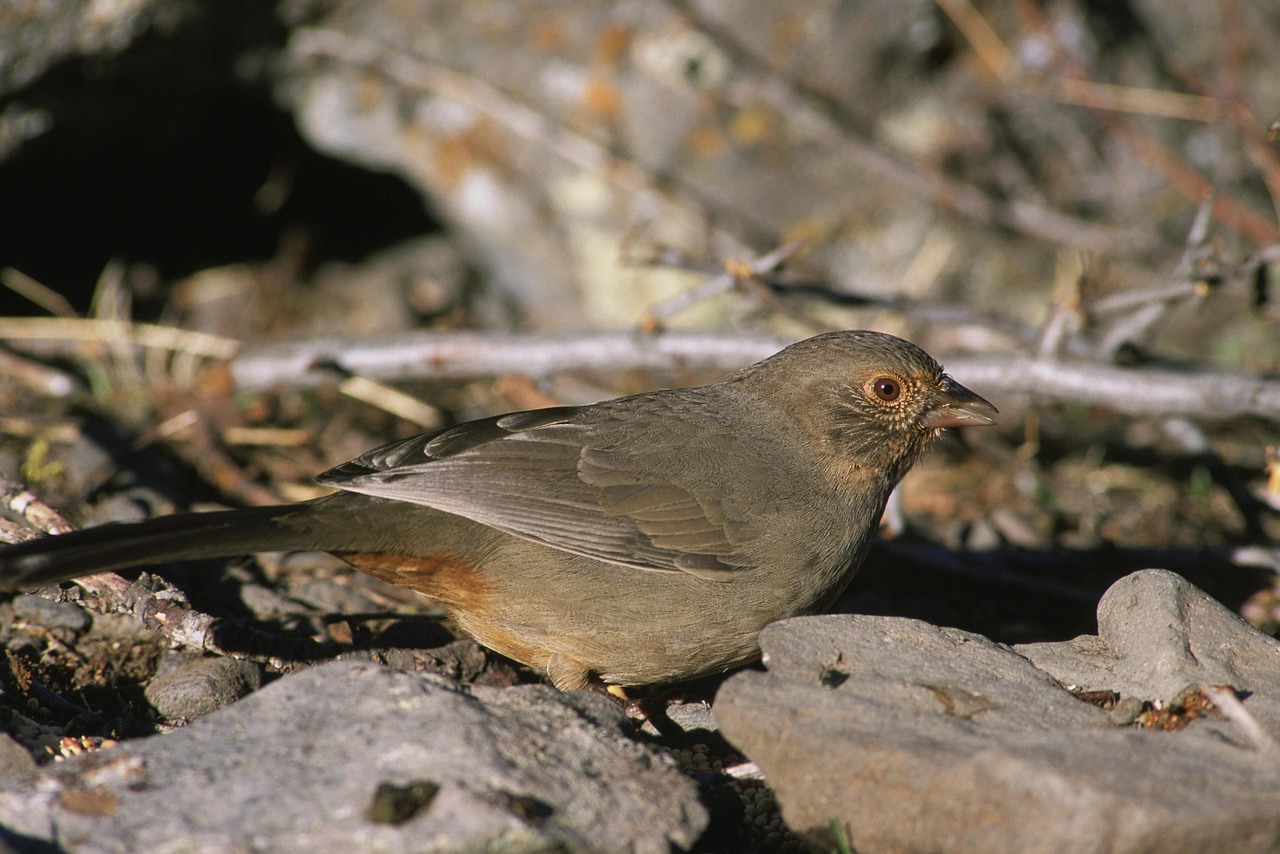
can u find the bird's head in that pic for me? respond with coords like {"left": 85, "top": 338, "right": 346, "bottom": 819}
{"left": 750, "top": 331, "right": 998, "bottom": 483}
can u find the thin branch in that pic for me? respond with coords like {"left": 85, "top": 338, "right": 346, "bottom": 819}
{"left": 230, "top": 331, "right": 790, "bottom": 391}
{"left": 0, "top": 317, "right": 239, "bottom": 359}
{"left": 951, "top": 353, "right": 1280, "bottom": 422}
{"left": 0, "top": 347, "right": 80, "bottom": 397}
{"left": 338, "top": 376, "right": 444, "bottom": 429}
{"left": 637, "top": 240, "right": 808, "bottom": 327}
{"left": 1200, "top": 684, "right": 1280, "bottom": 754}
{"left": 64, "top": 571, "right": 331, "bottom": 664}
{"left": 1, "top": 477, "right": 75, "bottom": 536}
{"left": 0, "top": 268, "right": 77, "bottom": 318}
{"left": 1050, "top": 78, "right": 1219, "bottom": 123}
{"left": 1215, "top": 0, "right": 1280, "bottom": 219}
{"left": 1001, "top": 0, "right": 1280, "bottom": 246}
{"left": 228, "top": 330, "right": 1280, "bottom": 424}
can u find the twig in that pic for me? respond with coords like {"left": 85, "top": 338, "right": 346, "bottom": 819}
{"left": 1002, "top": 0, "right": 1280, "bottom": 246}
{"left": 1035, "top": 303, "right": 1080, "bottom": 360}
{"left": 1215, "top": 0, "right": 1280, "bottom": 220}
{"left": 1, "top": 477, "right": 75, "bottom": 536}
{"left": 0, "top": 317, "right": 239, "bottom": 359}
{"left": 231, "top": 331, "right": 791, "bottom": 391}
{"left": 66, "top": 571, "right": 332, "bottom": 664}
{"left": 229, "top": 330, "right": 1280, "bottom": 422}
{"left": 0, "top": 268, "right": 77, "bottom": 318}
{"left": 1050, "top": 78, "right": 1219, "bottom": 123}
{"left": 1200, "top": 684, "right": 1280, "bottom": 754}
{"left": 221, "top": 427, "right": 313, "bottom": 447}
{"left": 953, "top": 353, "right": 1280, "bottom": 422}
{"left": 339, "top": 376, "right": 444, "bottom": 429}
{"left": 1086, "top": 198, "right": 1217, "bottom": 321}
{"left": 176, "top": 420, "right": 286, "bottom": 508}
{"left": 722, "top": 760, "right": 764, "bottom": 780}
{"left": 639, "top": 239, "right": 811, "bottom": 328}
{"left": 1086, "top": 282, "right": 1206, "bottom": 319}
{"left": 645, "top": 241, "right": 814, "bottom": 332}
{"left": 0, "top": 348, "right": 81, "bottom": 397}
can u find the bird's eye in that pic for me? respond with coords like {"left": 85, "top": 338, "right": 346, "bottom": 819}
{"left": 870, "top": 376, "right": 902, "bottom": 403}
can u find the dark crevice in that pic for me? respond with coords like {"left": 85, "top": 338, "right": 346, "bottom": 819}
{"left": 0, "top": 0, "right": 436, "bottom": 317}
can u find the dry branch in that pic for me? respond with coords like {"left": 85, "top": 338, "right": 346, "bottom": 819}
{"left": 230, "top": 331, "right": 789, "bottom": 391}
{"left": 229, "top": 330, "right": 1280, "bottom": 424}
{"left": 946, "top": 354, "right": 1280, "bottom": 422}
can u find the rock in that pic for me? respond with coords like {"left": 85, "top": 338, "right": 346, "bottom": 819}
{"left": 715, "top": 570, "right": 1280, "bottom": 854}
{"left": 144, "top": 654, "right": 263, "bottom": 722}
{"left": 274, "top": 0, "right": 1023, "bottom": 332}
{"left": 0, "top": 733, "right": 36, "bottom": 780}
{"left": 11, "top": 594, "right": 89, "bottom": 632}
{"left": 0, "top": 660, "right": 706, "bottom": 853}
{"left": 1016, "top": 569, "right": 1280, "bottom": 730}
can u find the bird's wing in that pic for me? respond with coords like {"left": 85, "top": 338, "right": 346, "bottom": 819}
{"left": 317, "top": 399, "right": 769, "bottom": 580}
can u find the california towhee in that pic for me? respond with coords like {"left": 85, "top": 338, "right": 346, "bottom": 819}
{"left": 0, "top": 331, "right": 996, "bottom": 690}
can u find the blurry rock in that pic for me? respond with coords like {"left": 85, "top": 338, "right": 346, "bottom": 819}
{"left": 0, "top": 0, "right": 189, "bottom": 97}
{"left": 1017, "top": 569, "right": 1280, "bottom": 731}
{"left": 172, "top": 237, "right": 466, "bottom": 340}
{"left": 303, "top": 236, "right": 470, "bottom": 336}
{"left": 12, "top": 594, "right": 89, "bottom": 633}
{"left": 715, "top": 570, "right": 1280, "bottom": 853}
{"left": 275, "top": 0, "right": 999, "bottom": 331}
{"left": 1, "top": 660, "right": 706, "bottom": 853}
{"left": 144, "top": 654, "right": 262, "bottom": 722}
{"left": 0, "top": 733, "right": 36, "bottom": 780}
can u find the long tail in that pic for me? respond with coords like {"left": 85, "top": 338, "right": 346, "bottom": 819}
{"left": 0, "top": 500, "right": 334, "bottom": 590}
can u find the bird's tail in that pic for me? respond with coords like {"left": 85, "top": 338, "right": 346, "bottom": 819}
{"left": 0, "top": 501, "right": 331, "bottom": 590}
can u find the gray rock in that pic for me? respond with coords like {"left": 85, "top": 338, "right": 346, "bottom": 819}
{"left": 1017, "top": 569, "right": 1280, "bottom": 731}
{"left": 144, "top": 654, "right": 263, "bottom": 722}
{"left": 715, "top": 570, "right": 1280, "bottom": 854}
{"left": 0, "top": 733, "right": 36, "bottom": 780}
{"left": 12, "top": 593, "right": 90, "bottom": 632}
{"left": 0, "top": 660, "right": 706, "bottom": 853}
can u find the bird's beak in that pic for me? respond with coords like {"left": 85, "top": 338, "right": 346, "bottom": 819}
{"left": 923, "top": 376, "right": 999, "bottom": 428}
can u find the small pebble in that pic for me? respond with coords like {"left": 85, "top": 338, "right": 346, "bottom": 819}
{"left": 144, "top": 656, "right": 262, "bottom": 722}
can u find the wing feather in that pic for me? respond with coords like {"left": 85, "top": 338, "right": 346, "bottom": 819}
{"left": 316, "top": 395, "right": 765, "bottom": 579}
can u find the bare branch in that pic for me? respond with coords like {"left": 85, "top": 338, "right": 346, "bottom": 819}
{"left": 638, "top": 240, "right": 808, "bottom": 327}
{"left": 229, "top": 330, "right": 1280, "bottom": 424}
{"left": 950, "top": 353, "right": 1280, "bottom": 422}
{"left": 230, "top": 331, "right": 790, "bottom": 391}
{"left": 1, "top": 477, "right": 75, "bottom": 536}
{"left": 65, "top": 571, "right": 329, "bottom": 664}
{"left": 0, "top": 317, "right": 240, "bottom": 359}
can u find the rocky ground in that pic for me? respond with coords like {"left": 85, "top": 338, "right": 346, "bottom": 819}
{"left": 1, "top": 1, "right": 1279, "bottom": 852}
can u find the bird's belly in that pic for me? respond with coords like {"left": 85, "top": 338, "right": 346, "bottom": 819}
{"left": 475, "top": 541, "right": 848, "bottom": 687}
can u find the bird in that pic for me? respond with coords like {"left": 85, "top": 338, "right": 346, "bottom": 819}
{"left": 0, "top": 331, "right": 996, "bottom": 691}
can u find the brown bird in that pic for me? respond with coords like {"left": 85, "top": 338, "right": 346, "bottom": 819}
{"left": 0, "top": 331, "right": 996, "bottom": 690}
